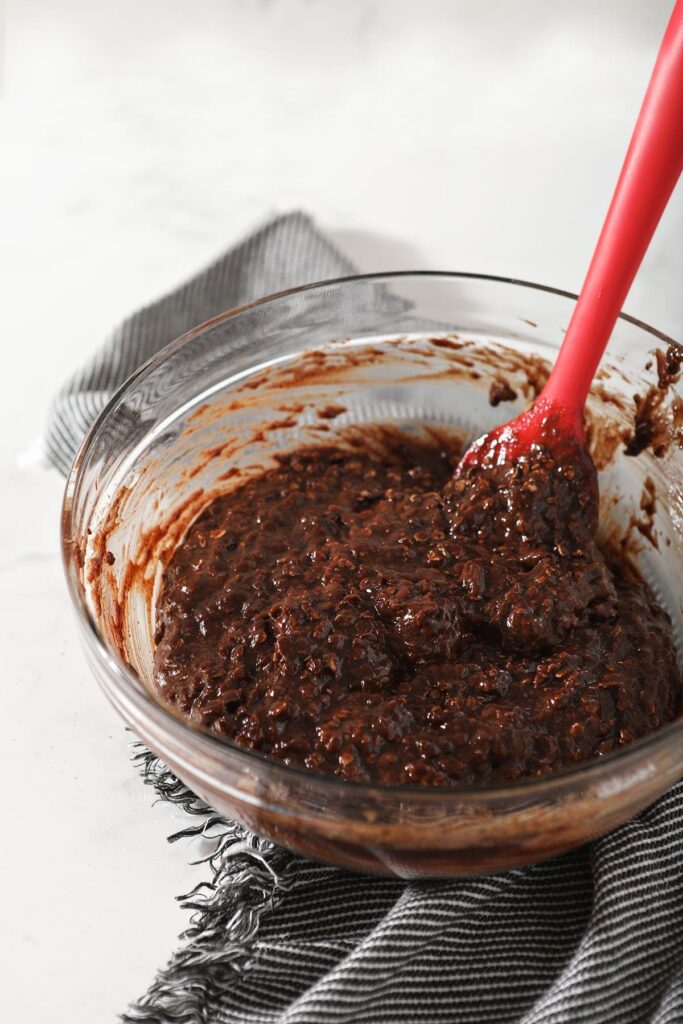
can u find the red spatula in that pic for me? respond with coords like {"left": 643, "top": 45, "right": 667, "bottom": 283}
{"left": 459, "top": 0, "right": 683, "bottom": 480}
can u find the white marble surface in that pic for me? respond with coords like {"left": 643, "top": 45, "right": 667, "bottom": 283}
{"left": 2, "top": 1, "right": 681, "bottom": 1019}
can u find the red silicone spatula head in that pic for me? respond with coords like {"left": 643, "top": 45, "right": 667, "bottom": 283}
{"left": 459, "top": 0, "right": 683, "bottom": 477}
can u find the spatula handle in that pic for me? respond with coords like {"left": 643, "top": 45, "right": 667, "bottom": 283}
{"left": 543, "top": 0, "right": 683, "bottom": 413}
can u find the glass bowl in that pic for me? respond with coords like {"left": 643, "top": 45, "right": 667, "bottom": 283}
{"left": 62, "top": 273, "right": 683, "bottom": 878}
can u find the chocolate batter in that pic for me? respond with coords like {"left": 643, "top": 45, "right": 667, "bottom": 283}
{"left": 153, "top": 432, "right": 681, "bottom": 786}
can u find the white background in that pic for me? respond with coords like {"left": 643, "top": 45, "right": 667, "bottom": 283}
{"left": 1, "top": 1, "right": 681, "bottom": 1019}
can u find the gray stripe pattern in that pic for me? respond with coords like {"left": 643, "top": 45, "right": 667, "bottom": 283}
{"left": 46, "top": 212, "right": 355, "bottom": 476}
{"left": 46, "top": 213, "right": 683, "bottom": 1023}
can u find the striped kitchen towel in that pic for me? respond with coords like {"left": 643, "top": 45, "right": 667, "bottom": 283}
{"left": 47, "top": 212, "right": 683, "bottom": 1024}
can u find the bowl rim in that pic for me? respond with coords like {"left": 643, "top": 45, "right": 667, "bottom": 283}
{"left": 61, "top": 269, "right": 683, "bottom": 801}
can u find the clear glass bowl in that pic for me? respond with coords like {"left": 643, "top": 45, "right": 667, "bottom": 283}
{"left": 62, "top": 273, "right": 683, "bottom": 878}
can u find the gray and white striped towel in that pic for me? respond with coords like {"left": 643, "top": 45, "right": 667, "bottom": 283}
{"left": 48, "top": 213, "right": 683, "bottom": 1024}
